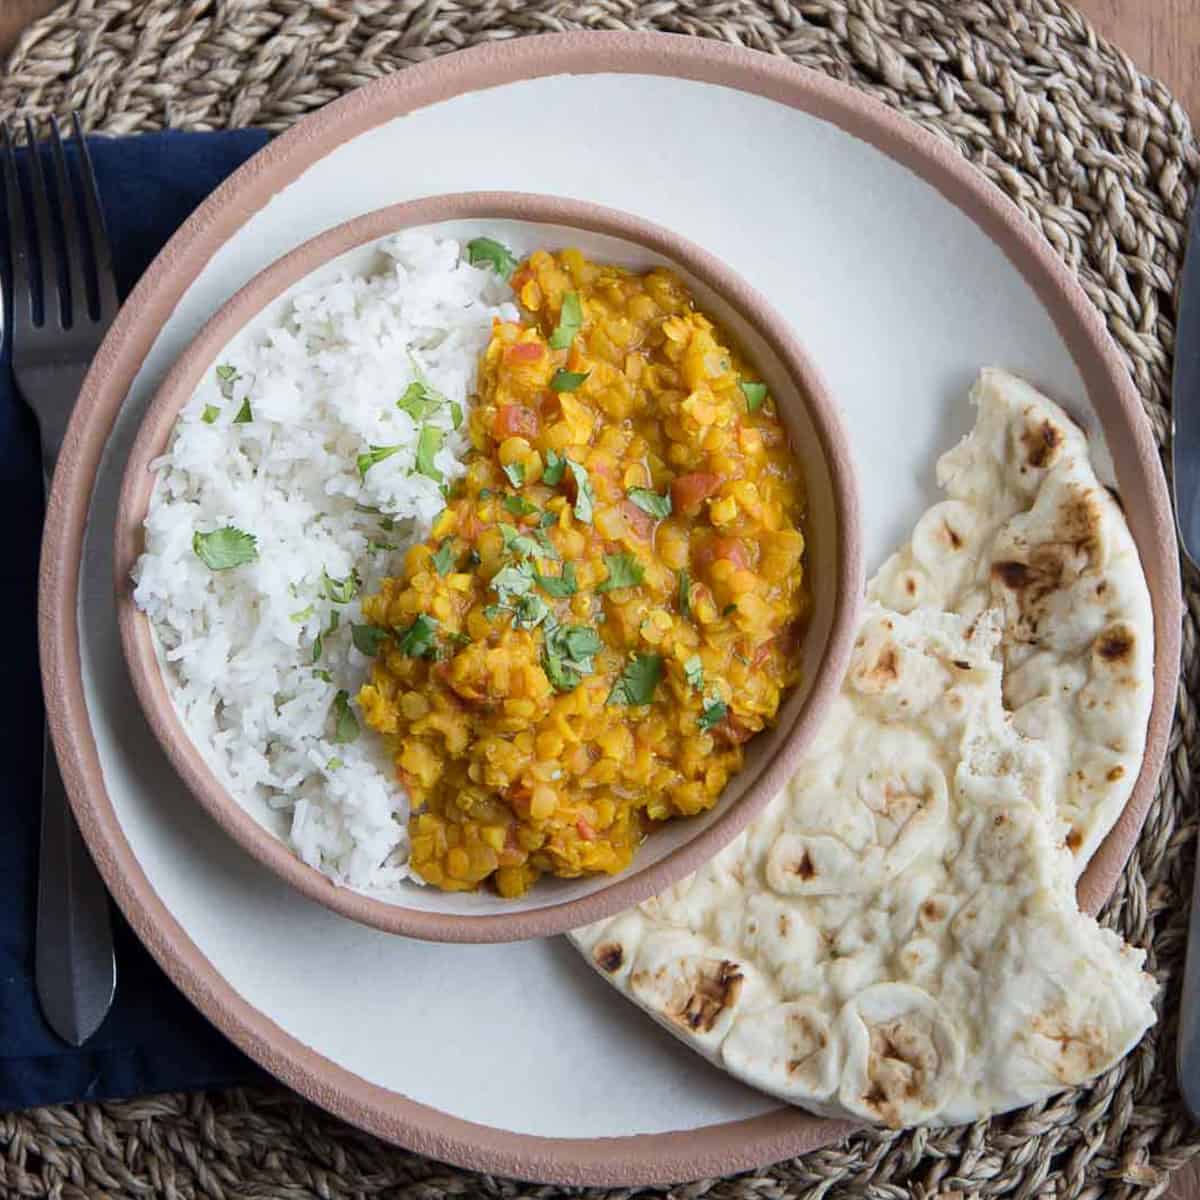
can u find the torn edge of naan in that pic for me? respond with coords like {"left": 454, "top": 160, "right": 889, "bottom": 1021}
{"left": 869, "top": 368, "right": 1154, "bottom": 874}
{"left": 569, "top": 605, "right": 1156, "bottom": 1129}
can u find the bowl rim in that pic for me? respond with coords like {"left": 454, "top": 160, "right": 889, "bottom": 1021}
{"left": 113, "top": 189, "right": 865, "bottom": 943}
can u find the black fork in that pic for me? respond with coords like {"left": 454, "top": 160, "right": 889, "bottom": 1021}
{"left": 2, "top": 114, "right": 118, "bottom": 1045}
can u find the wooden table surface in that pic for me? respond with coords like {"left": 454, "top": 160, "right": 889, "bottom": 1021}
{"left": 2, "top": 0, "right": 1200, "bottom": 120}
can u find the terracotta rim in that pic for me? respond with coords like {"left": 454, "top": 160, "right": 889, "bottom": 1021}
{"left": 39, "top": 32, "right": 1182, "bottom": 1187}
{"left": 112, "top": 190, "right": 864, "bottom": 944}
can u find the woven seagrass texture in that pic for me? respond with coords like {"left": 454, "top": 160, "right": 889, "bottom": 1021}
{"left": 2, "top": 1, "right": 1199, "bottom": 1196}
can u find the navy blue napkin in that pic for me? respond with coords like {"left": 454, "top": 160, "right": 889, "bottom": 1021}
{"left": 1, "top": 129, "right": 273, "bottom": 1110}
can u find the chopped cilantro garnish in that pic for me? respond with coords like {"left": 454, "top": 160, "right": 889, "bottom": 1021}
{"left": 503, "top": 493, "right": 539, "bottom": 518}
{"left": 396, "top": 614, "right": 440, "bottom": 658}
{"left": 534, "top": 561, "right": 577, "bottom": 598}
{"left": 326, "top": 610, "right": 340, "bottom": 633}
{"left": 201, "top": 404, "right": 220, "bottom": 424}
{"left": 607, "top": 654, "right": 663, "bottom": 707}
{"left": 289, "top": 605, "right": 314, "bottom": 623}
{"left": 723, "top": 602, "right": 738, "bottom": 616}
{"left": 233, "top": 398, "right": 253, "bottom": 424}
{"left": 398, "top": 380, "right": 443, "bottom": 422}
{"left": 596, "top": 553, "right": 644, "bottom": 593}
{"left": 549, "top": 291, "right": 583, "bottom": 349}
{"left": 369, "top": 540, "right": 398, "bottom": 553}
{"left": 330, "top": 690, "right": 360, "bottom": 743}
{"left": 542, "top": 450, "right": 567, "bottom": 487}
{"left": 431, "top": 540, "right": 455, "bottom": 576}
{"left": 327, "top": 757, "right": 343, "bottom": 770}
{"left": 565, "top": 458, "right": 594, "bottom": 524}
{"left": 678, "top": 569, "right": 692, "bottom": 618}
{"left": 684, "top": 655, "right": 704, "bottom": 691}
{"left": 215, "top": 363, "right": 238, "bottom": 399}
{"left": 512, "top": 593, "right": 551, "bottom": 630}
{"left": 627, "top": 487, "right": 672, "bottom": 520}
{"left": 312, "top": 668, "right": 333, "bottom": 683}
{"left": 351, "top": 623, "right": 389, "bottom": 656}
{"left": 540, "top": 509, "right": 558, "bottom": 528}
{"left": 502, "top": 460, "right": 526, "bottom": 488}
{"left": 491, "top": 560, "right": 535, "bottom": 605}
{"left": 550, "top": 369, "right": 589, "bottom": 393}
{"left": 466, "top": 237, "right": 518, "bottom": 280}
{"left": 415, "top": 425, "right": 444, "bottom": 482}
{"left": 357, "top": 444, "right": 401, "bottom": 478}
{"left": 698, "top": 698, "right": 728, "bottom": 731}
{"left": 478, "top": 488, "right": 494, "bottom": 501}
{"left": 192, "top": 527, "right": 258, "bottom": 571}
{"left": 450, "top": 401, "right": 463, "bottom": 429}
{"left": 739, "top": 380, "right": 768, "bottom": 413}
{"left": 542, "top": 623, "right": 603, "bottom": 693}
{"left": 312, "top": 632, "right": 324, "bottom": 663}
{"left": 322, "top": 569, "right": 360, "bottom": 604}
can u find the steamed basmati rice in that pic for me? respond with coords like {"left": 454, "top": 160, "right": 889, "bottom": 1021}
{"left": 133, "top": 232, "right": 517, "bottom": 890}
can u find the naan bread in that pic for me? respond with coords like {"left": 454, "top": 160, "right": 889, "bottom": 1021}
{"left": 571, "top": 608, "right": 1156, "bottom": 1127}
{"left": 869, "top": 369, "right": 1154, "bottom": 872}
{"left": 570, "top": 371, "right": 1158, "bottom": 1128}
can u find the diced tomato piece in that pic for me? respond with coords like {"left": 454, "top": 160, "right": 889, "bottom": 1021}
{"left": 619, "top": 498, "right": 655, "bottom": 539}
{"left": 575, "top": 818, "right": 596, "bottom": 842}
{"left": 695, "top": 536, "right": 750, "bottom": 570}
{"left": 510, "top": 266, "right": 533, "bottom": 293}
{"left": 492, "top": 404, "right": 540, "bottom": 439}
{"left": 505, "top": 340, "right": 544, "bottom": 363}
{"left": 671, "top": 472, "right": 721, "bottom": 512}
{"left": 714, "top": 714, "right": 754, "bottom": 746}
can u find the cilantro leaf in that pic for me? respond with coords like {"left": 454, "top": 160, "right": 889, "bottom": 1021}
{"left": 398, "top": 380, "right": 443, "bottom": 422}
{"left": 739, "top": 380, "right": 768, "bottom": 413}
{"left": 684, "top": 655, "right": 704, "bottom": 691}
{"left": 503, "top": 493, "right": 539, "bottom": 518}
{"left": 327, "top": 757, "right": 343, "bottom": 770}
{"left": 201, "top": 404, "right": 220, "bottom": 424}
{"left": 215, "top": 363, "right": 238, "bottom": 399}
{"left": 550, "top": 369, "right": 589, "bottom": 393}
{"left": 415, "top": 425, "right": 444, "bottom": 482}
{"left": 357, "top": 444, "right": 402, "bottom": 478}
{"left": 596, "top": 552, "right": 644, "bottom": 593}
{"left": 450, "top": 401, "right": 464, "bottom": 430}
{"left": 330, "top": 690, "right": 360, "bottom": 743}
{"left": 627, "top": 487, "right": 672, "bottom": 520}
{"left": 534, "top": 561, "right": 577, "bottom": 598}
{"left": 542, "top": 450, "right": 567, "bottom": 486}
{"left": 322, "top": 569, "right": 360, "bottom": 604}
{"left": 565, "top": 458, "right": 593, "bottom": 524}
{"left": 549, "top": 291, "right": 583, "bottom": 349}
{"left": 607, "top": 654, "right": 663, "bottom": 707}
{"left": 502, "top": 460, "right": 525, "bottom": 488}
{"left": 289, "top": 604, "right": 314, "bottom": 623}
{"left": 431, "top": 540, "right": 455, "bottom": 576}
{"left": 698, "top": 698, "right": 728, "bottom": 731}
{"left": 542, "top": 623, "right": 603, "bottom": 692}
{"left": 512, "top": 593, "right": 551, "bottom": 630}
{"left": 193, "top": 527, "right": 258, "bottom": 571}
{"left": 312, "top": 632, "right": 324, "bottom": 663}
{"left": 540, "top": 509, "right": 558, "bottom": 528}
{"left": 396, "top": 613, "right": 440, "bottom": 658}
{"left": 678, "top": 569, "right": 692, "bottom": 618}
{"left": 466, "top": 237, "right": 518, "bottom": 280}
{"left": 491, "top": 560, "right": 535, "bottom": 605}
{"left": 313, "top": 669, "right": 332, "bottom": 683}
{"left": 233, "top": 398, "right": 253, "bottom": 424}
{"left": 351, "top": 623, "right": 389, "bottom": 656}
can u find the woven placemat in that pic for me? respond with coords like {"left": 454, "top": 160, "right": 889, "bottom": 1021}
{"left": 3, "top": 1, "right": 1199, "bottom": 1196}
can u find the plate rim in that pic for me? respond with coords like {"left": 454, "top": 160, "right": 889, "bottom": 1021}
{"left": 38, "top": 30, "right": 1182, "bottom": 1187}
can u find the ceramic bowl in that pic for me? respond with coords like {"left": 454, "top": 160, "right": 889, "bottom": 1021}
{"left": 114, "top": 191, "right": 863, "bottom": 942}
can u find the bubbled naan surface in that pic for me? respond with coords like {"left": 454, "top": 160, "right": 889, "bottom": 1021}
{"left": 570, "top": 372, "right": 1157, "bottom": 1129}
{"left": 869, "top": 368, "right": 1154, "bottom": 872}
{"left": 571, "top": 607, "right": 1155, "bottom": 1127}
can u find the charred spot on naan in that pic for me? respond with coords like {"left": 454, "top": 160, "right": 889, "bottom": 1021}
{"left": 645, "top": 959, "right": 745, "bottom": 1034}
{"left": 1019, "top": 412, "right": 1068, "bottom": 471}
{"left": 593, "top": 942, "right": 625, "bottom": 973}
{"left": 1093, "top": 621, "right": 1136, "bottom": 668}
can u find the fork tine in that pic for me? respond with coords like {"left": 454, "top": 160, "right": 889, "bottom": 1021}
{"left": 2, "top": 122, "right": 36, "bottom": 332}
{"left": 70, "top": 114, "right": 118, "bottom": 322}
{"left": 23, "top": 117, "right": 59, "bottom": 329}
{"left": 48, "top": 115, "right": 90, "bottom": 326}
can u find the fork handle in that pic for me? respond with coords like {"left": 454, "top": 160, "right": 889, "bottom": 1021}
{"left": 35, "top": 728, "right": 117, "bottom": 1046}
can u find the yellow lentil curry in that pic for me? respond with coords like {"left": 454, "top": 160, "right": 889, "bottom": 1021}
{"left": 356, "top": 247, "right": 807, "bottom": 897}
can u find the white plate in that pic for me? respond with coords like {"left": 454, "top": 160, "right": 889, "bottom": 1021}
{"left": 43, "top": 33, "right": 1179, "bottom": 1187}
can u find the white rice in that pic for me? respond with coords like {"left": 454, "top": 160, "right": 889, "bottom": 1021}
{"left": 133, "top": 232, "right": 518, "bottom": 890}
